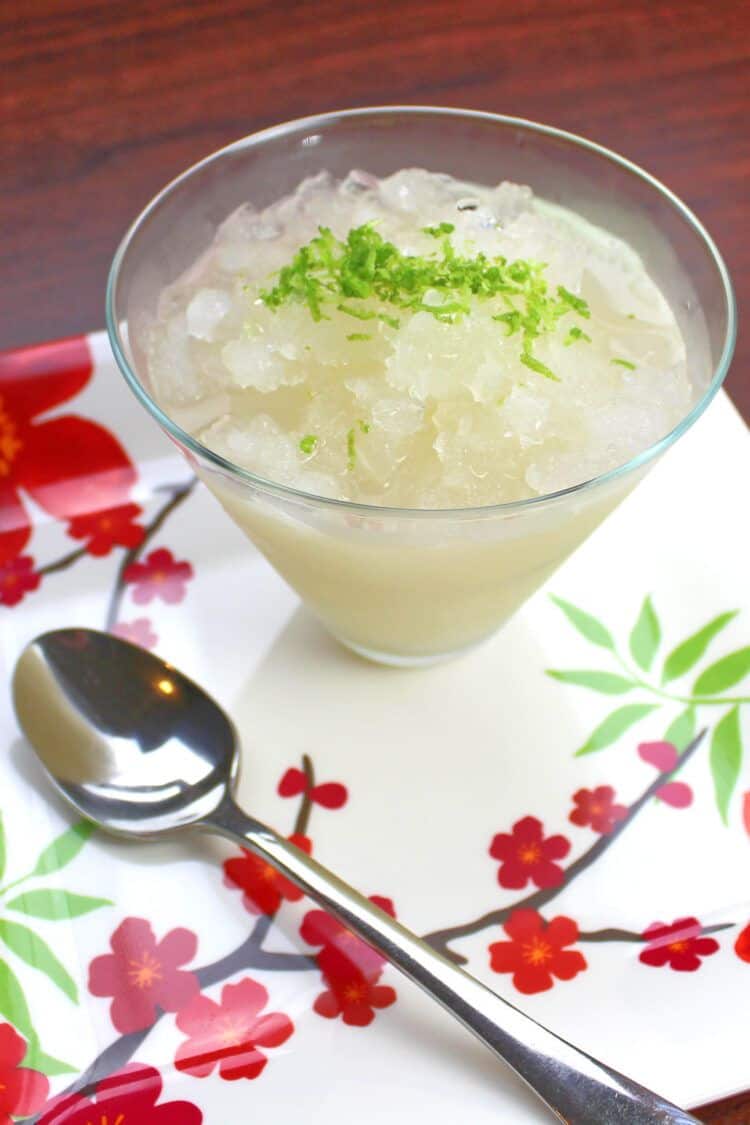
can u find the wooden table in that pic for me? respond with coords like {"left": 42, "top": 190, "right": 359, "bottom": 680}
{"left": 1, "top": 0, "right": 746, "bottom": 425}
{"left": 1, "top": 2, "right": 747, "bottom": 1120}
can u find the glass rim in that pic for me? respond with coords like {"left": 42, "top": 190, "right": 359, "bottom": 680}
{"left": 106, "top": 104, "right": 737, "bottom": 520}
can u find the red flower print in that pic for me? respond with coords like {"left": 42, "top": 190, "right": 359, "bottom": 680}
{"left": 637, "top": 742, "right": 694, "bottom": 808}
{"left": 278, "top": 768, "right": 308, "bottom": 797}
{"left": 638, "top": 741, "right": 678, "bottom": 771}
{"left": 175, "top": 978, "right": 293, "bottom": 1081}
{"left": 0, "top": 338, "right": 141, "bottom": 564}
{"left": 278, "top": 766, "right": 348, "bottom": 809}
{"left": 489, "top": 816, "right": 570, "bottom": 890}
{"left": 489, "top": 909, "right": 587, "bottom": 995}
{"left": 0, "top": 554, "right": 40, "bottom": 607}
{"left": 0, "top": 1023, "right": 49, "bottom": 1125}
{"left": 311, "top": 957, "right": 397, "bottom": 1027}
{"left": 734, "top": 922, "right": 750, "bottom": 962}
{"left": 68, "top": 501, "right": 144, "bottom": 556}
{"left": 37, "top": 1063, "right": 201, "bottom": 1124}
{"left": 224, "top": 834, "right": 311, "bottom": 916}
{"left": 655, "top": 780, "right": 693, "bottom": 808}
{"left": 639, "top": 917, "right": 719, "bottom": 972}
{"left": 88, "top": 917, "right": 199, "bottom": 1033}
{"left": 113, "top": 618, "right": 158, "bottom": 649}
{"left": 569, "top": 786, "right": 627, "bottom": 834}
{"left": 124, "top": 547, "right": 193, "bottom": 605}
{"left": 301, "top": 897, "right": 397, "bottom": 1026}
{"left": 301, "top": 895, "right": 395, "bottom": 978}
{"left": 310, "top": 783, "right": 348, "bottom": 808}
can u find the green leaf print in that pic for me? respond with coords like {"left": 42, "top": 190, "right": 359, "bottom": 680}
{"left": 694, "top": 648, "right": 750, "bottom": 697}
{"left": 576, "top": 704, "right": 659, "bottom": 756}
{"left": 0, "top": 920, "right": 78, "bottom": 1003}
{"left": 546, "top": 670, "right": 636, "bottom": 694}
{"left": 663, "top": 707, "right": 696, "bottom": 752}
{"left": 550, "top": 596, "right": 615, "bottom": 649}
{"left": 30, "top": 820, "right": 94, "bottom": 878}
{"left": 661, "top": 612, "right": 738, "bottom": 684}
{"left": 710, "top": 706, "right": 743, "bottom": 824}
{"left": 629, "top": 596, "right": 661, "bottom": 672}
{"left": 7, "top": 889, "right": 112, "bottom": 920}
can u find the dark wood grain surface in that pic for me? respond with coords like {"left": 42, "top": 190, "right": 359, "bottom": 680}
{"left": 1, "top": 2, "right": 748, "bottom": 1120}
{"left": 1, "top": 0, "right": 747, "bottom": 423}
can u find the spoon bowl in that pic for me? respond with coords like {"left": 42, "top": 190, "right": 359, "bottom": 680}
{"left": 12, "top": 628, "right": 237, "bottom": 836}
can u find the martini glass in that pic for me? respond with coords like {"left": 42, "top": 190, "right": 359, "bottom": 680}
{"left": 107, "top": 107, "right": 735, "bottom": 665}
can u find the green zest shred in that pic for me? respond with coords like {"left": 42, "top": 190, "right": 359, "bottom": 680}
{"left": 492, "top": 310, "right": 523, "bottom": 336}
{"left": 564, "top": 325, "right": 592, "bottom": 346}
{"left": 520, "top": 352, "right": 558, "bottom": 382}
{"left": 346, "top": 427, "right": 357, "bottom": 470}
{"left": 299, "top": 434, "right": 318, "bottom": 454}
{"left": 260, "top": 223, "right": 593, "bottom": 380}
{"left": 422, "top": 222, "right": 455, "bottom": 237}
{"left": 557, "top": 285, "right": 591, "bottom": 318}
{"left": 611, "top": 358, "right": 636, "bottom": 370}
{"left": 346, "top": 332, "right": 372, "bottom": 341}
{"left": 345, "top": 419, "right": 371, "bottom": 470}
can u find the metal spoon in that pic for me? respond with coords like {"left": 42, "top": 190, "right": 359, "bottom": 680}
{"left": 12, "top": 628, "right": 698, "bottom": 1125}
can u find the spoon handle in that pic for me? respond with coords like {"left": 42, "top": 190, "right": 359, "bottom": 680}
{"left": 206, "top": 799, "right": 697, "bottom": 1125}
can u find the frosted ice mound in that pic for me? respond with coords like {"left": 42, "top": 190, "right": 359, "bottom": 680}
{"left": 148, "top": 169, "right": 692, "bottom": 508}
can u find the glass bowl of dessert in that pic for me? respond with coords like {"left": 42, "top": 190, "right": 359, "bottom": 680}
{"left": 106, "top": 107, "right": 736, "bottom": 666}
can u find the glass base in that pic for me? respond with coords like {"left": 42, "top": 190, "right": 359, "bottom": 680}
{"left": 334, "top": 633, "right": 487, "bottom": 668}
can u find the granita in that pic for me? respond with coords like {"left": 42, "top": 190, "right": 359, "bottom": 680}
{"left": 149, "top": 170, "right": 692, "bottom": 510}
{"left": 145, "top": 169, "right": 695, "bottom": 662}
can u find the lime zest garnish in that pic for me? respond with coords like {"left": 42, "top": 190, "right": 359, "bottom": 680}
{"left": 299, "top": 434, "right": 318, "bottom": 454}
{"left": 377, "top": 312, "right": 401, "bottom": 329}
{"left": 346, "top": 420, "right": 371, "bottom": 468}
{"left": 564, "top": 325, "right": 592, "bottom": 346}
{"left": 423, "top": 222, "right": 455, "bottom": 237}
{"left": 346, "top": 332, "right": 372, "bottom": 341}
{"left": 260, "top": 224, "right": 595, "bottom": 380}
{"left": 346, "top": 427, "right": 357, "bottom": 470}
{"left": 611, "top": 358, "right": 636, "bottom": 370}
{"left": 337, "top": 302, "right": 375, "bottom": 321}
{"left": 557, "top": 286, "right": 591, "bottom": 319}
{"left": 520, "top": 352, "right": 560, "bottom": 381}
{"left": 492, "top": 311, "right": 523, "bottom": 336}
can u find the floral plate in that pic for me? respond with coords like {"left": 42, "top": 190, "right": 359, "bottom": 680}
{"left": 0, "top": 333, "right": 748, "bottom": 1123}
